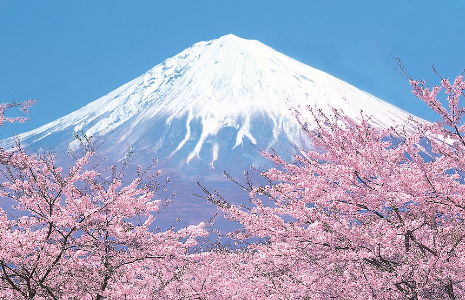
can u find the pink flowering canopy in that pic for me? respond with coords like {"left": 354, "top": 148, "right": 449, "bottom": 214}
{"left": 202, "top": 75, "right": 465, "bottom": 299}
{"left": 1, "top": 74, "right": 465, "bottom": 299}
{"left": 0, "top": 100, "right": 210, "bottom": 299}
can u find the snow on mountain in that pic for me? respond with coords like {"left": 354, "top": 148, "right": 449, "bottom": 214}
{"left": 3, "top": 34, "right": 423, "bottom": 171}
{"left": 1, "top": 34, "right": 429, "bottom": 224}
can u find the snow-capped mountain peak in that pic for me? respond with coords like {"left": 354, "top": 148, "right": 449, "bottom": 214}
{"left": 4, "top": 34, "right": 423, "bottom": 169}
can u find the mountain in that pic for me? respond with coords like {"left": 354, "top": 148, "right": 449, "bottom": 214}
{"left": 2, "top": 34, "right": 426, "bottom": 224}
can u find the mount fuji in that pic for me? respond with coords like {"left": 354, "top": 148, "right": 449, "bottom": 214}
{"left": 3, "top": 35, "right": 425, "bottom": 223}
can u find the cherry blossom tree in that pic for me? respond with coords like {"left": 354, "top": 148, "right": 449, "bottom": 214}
{"left": 0, "top": 100, "right": 208, "bottom": 299}
{"left": 4, "top": 71, "right": 465, "bottom": 300}
{"left": 203, "top": 75, "right": 465, "bottom": 299}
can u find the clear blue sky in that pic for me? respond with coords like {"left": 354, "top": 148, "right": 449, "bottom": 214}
{"left": 1, "top": 1, "right": 465, "bottom": 138}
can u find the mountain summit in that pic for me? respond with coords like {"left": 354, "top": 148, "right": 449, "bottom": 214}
{"left": 4, "top": 34, "right": 422, "bottom": 169}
